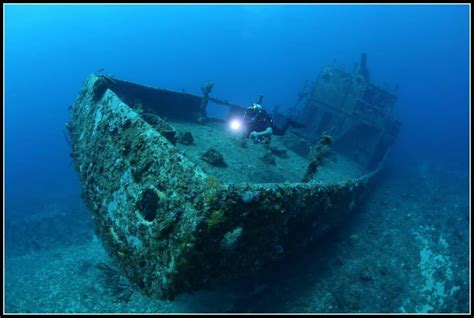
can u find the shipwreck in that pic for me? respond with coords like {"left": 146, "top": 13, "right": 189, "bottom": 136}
{"left": 67, "top": 54, "right": 400, "bottom": 300}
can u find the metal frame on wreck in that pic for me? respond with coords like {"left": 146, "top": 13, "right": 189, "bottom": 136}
{"left": 67, "top": 73, "right": 389, "bottom": 300}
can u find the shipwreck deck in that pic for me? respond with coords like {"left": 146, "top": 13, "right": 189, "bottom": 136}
{"left": 170, "top": 120, "right": 366, "bottom": 184}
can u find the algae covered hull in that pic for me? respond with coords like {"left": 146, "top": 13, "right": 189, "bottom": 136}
{"left": 67, "top": 74, "right": 384, "bottom": 300}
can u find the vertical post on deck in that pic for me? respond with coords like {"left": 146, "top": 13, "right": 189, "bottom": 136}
{"left": 197, "top": 81, "right": 214, "bottom": 124}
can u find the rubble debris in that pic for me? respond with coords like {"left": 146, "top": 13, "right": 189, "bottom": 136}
{"left": 176, "top": 131, "right": 194, "bottom": 145}
{"left": 261, "top": 151, "right": 276, "bottom": 165}
{"left": 201, "top": 147, "right": 227, "bottom": 167}
{"left": 269, "top": 145, "right": 288, "bottom": 158}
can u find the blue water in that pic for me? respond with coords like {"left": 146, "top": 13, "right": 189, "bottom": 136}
{"left": 4, "top": 4, "right": 470, "bottom": 313}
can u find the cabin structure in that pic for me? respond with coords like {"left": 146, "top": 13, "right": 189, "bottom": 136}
{"left": 288, "top": 54, "right": 400, "bottom": 170}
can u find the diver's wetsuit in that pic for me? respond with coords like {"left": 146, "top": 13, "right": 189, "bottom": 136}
{"left": 243, "top": 107, "right": 292, "bottom": 137}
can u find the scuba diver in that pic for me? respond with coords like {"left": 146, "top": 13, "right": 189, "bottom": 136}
{"left": 242, "top": 103, "right": 304, "bottom": 144}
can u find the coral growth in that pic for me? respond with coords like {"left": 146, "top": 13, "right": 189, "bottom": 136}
{"left": 302, "top": 132, "right": 333, "bottom": 182}
{"left": 95, "top": 262, "right": 134, "bottom": 303}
